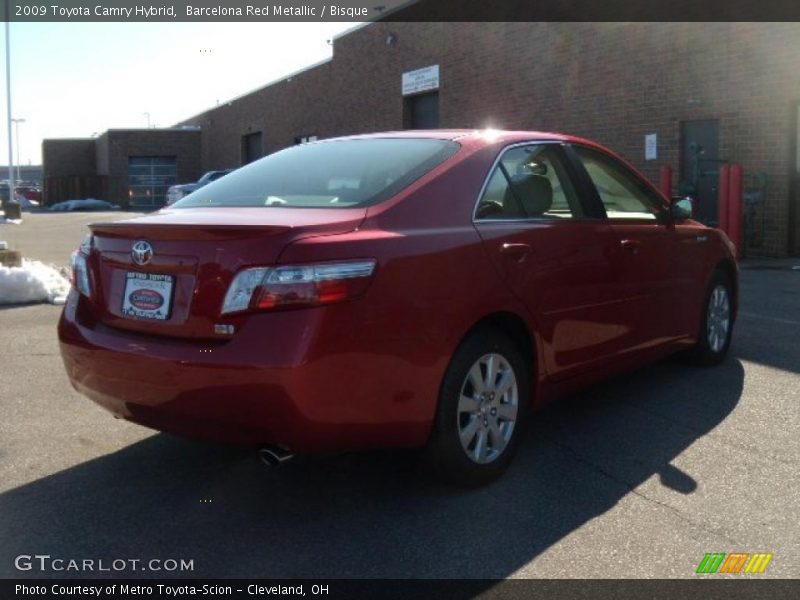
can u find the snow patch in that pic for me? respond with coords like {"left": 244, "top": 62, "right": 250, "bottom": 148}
{"left": 0, "top": 259, "right": 71, "bottom": 305}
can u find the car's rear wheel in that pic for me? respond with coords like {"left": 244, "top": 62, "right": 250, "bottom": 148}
{"left": 425, "top": 328, "right": 530, "bottom": 486}
{"left": 687, "top": 269, "right": 734, "bottom": 366}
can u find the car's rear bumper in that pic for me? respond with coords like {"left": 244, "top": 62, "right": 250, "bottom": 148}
{"left": 58, "top": 291, "right": 435, "bottom": 452}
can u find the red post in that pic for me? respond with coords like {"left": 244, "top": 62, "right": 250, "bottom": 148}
{"left": 718, "top": 164, "right": 730, "bottom": 234}
{"left": 659, "top": 165, "right": 672, "bottom": 199}
{"left": 728, "top": 164, "right": 743, "bottom": 259}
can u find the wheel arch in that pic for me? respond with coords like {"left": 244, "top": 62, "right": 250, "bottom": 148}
{"left": 455, "top": 310, "right": 540, "bottom": 402}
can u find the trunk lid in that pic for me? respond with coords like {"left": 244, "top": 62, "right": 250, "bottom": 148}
{"left": 86, "top": 207, "right": 365, "bottom": 339}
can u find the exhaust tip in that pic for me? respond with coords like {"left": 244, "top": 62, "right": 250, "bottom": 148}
{"left": 258, "top": 446, "right": 295, "bottom": 468}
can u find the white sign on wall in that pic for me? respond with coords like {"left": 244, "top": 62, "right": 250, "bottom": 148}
{"left": 645, "top": 133, "right": 658, "bottom": 161}
{"left": 402, "top": 65, "right": 440, "bottom": 96}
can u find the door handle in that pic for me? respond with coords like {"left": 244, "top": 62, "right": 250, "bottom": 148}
{"left": 500, "top": 242, "right": 532, "bottom": 257}
{"left": 620, "top": 239, "right": 642, "bottom": 254}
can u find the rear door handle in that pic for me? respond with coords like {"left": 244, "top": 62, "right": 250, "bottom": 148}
{"left": 620, "top": 239, "right": 642, "bottom": 254}
{"left": 500, "top": 242, "right": 532, "bottom": 257}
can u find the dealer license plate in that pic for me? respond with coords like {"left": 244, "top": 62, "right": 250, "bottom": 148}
{"left": 121, "top": 272, "right": 174, "bottom": 321}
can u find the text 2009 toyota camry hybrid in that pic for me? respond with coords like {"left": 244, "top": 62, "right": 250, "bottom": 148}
{"left": 59, "top": 130, "right": 737, "bottom": 486}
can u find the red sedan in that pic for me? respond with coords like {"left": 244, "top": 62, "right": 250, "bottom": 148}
{"left": 59, "top": 130, "right": 737, "bottom": 485}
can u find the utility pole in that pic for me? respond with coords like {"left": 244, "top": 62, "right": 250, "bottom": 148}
{"left": 11, "top": 117, "right": 23, "bottom": 181}
{"left": 4, "top": 4, "right": 14, "bottom": 208}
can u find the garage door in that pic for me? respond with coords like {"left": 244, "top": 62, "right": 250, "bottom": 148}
{"left": 128, "top": 156, "right": 177, "bottom": 209}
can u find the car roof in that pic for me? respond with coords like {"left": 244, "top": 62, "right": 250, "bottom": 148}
{"left": 319, "top": 129, "right": 604, "bottom": 150}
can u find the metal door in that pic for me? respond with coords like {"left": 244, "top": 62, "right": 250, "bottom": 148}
{"left": 404, "top": 93, "right": 439, "bottom": 129}
{"left": 680, "top": 120, "right": 720, "bottom": 225}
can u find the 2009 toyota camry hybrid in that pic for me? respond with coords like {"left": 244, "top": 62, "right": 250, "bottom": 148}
{"left": 58, "top": 130, "right": 738, "bottom": 486}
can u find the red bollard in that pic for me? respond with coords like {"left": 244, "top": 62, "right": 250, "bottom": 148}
{"left": 728, "top": 164, "right": 743, "bottom": 259}
{"left": 659, "top": 165, "right": 672, "bottom": 199}
{"left": 718, "top": 164, "right": 730, "bottom": 234}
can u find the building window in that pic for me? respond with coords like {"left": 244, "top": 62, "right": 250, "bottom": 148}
{"left": 403, "top": 92, "right": 439, "bottom": 129}
{"left": 295, "top": 134, "right": 318, "bottom": 145}
{"left": 127, "top": 156, "right": 177, "bottom": 209}
{"left": 242, "top": 132, "right": 263, "bottom": 164}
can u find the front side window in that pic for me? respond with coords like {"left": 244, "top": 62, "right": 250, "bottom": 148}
{"left": 476, "top": 144, "right": 583, "bottom": 220}
{"left": 574, "top": 146, "right": 664, "bottom": 221}
{"left": 175, "top": 138, "right": 458, "bottom": 209}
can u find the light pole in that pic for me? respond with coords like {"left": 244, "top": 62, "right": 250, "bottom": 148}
{"left": 4, "top": 9, "right": 14, "bottom": 206}
{"left": 11, "top": 117, "right": 23, "bottom": 181}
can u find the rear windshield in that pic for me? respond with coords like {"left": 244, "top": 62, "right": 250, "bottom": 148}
{"left": 173, "top": 138, "right": 460, "bottom": 209}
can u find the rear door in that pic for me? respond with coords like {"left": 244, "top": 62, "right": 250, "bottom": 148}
{"left": 473, "top": 142, "right": 643, "bottom": 380}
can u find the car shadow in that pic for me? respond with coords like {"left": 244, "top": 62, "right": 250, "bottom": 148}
{"left": 0, "top": 356, "right": 744, "bottom": 579}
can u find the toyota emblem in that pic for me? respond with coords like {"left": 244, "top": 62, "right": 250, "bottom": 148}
{"left": 131, "top": 240, "right": 153, "bottom": 266}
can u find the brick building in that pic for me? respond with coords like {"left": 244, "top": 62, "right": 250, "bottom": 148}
{"left": 43, "top": 128, "right": 202, "bottom": 209}
{"left": 45, "top": 19, "right": 800, "bottom": 255}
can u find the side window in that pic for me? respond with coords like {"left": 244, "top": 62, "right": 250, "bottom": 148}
{"left": 476, "top": 144, "right": 583, "bottom": 220}
{"left": 574, "top": 146, "right": 664, "bottom": 221}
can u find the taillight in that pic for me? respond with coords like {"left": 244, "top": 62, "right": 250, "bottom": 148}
{"left": 79, "top": 234, "right": 93, "bottom": 254}
{"left": 221, "top": 260, "right": 376, "bottom": 315}
{"left": 70, "top": 234, "right": 93, "bottom": 297}
{"left": 221, "top": 267, "right": 269, "bottom": 314}
{"left": 70, "top": 252, "right": 92, "bottom": 297}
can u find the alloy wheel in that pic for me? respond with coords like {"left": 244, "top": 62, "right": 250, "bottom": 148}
{"left": 457, "top": 353, "right": 519, "bottom": 464}
{"left": 707, "top": 284, "right": 731, "bottom": 353}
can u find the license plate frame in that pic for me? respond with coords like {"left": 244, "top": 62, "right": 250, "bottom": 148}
{"left": 121, "top": 272, "right": 175, "bottom": 321}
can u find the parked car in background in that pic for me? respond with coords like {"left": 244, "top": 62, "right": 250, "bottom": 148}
{"left": 1, "top": 181, "right": 42, "bottom": 204}
{"left": 15, "top": 182, "right": 42, "bottom": 204}
{"left": 59, "top": 130, "right": 738, "bottom": 486}
{"left": 49, "top": 199, "right": 120, "bottom": 212}
{"left": 17, "top": 195, "right": 39, "bottom": 210}
{"left": 166, "top": 169, "right": 234, "bottom": 205}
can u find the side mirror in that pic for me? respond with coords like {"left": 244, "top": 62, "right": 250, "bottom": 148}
{"left": 671, "top": 197, "right": 693, "bottom": 221}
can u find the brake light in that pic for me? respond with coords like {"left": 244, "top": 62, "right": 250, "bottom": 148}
{"left": 221, "top": 267, "right": 269, "bottom": 314}
{"left": 221, "top": 260, "right": 376, "bottom": 315}
{"left": 68, "top": 234, "right": 93, "bottom": 297}
{"left": 70, "top": 251, "right": 92, "bottom": 297}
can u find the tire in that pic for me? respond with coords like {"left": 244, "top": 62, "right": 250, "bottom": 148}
{"left": 424, "top": 327, "right": 530, "bottom": 487}
{"left": 686, "top": 269, "right": 734, "bottom": 366}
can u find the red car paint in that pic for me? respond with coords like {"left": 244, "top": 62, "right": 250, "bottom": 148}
{"left": 58, "top": 130, "right": 737, "bottom": 452}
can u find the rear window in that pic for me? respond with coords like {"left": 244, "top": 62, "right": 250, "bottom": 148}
{"left": 174, "top": 138, "right": 460, "bottom": 209}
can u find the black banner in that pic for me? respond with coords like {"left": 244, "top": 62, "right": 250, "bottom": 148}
{"left": 383, "top": 0, "right": 800, "bottom": 22}
{"left": 3, "top": 579, "right": 800, "bottom": 600}
{"left": 4, "top": 0, "right": 800, "bottom": 22}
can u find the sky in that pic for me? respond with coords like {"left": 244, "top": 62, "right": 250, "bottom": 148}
{"left": 0, "top": 21, "right": 362, "bottom": 166}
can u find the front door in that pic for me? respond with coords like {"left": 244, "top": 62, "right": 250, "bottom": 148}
{"left": 569, "top": 144, "right": 695, "bottom": 346}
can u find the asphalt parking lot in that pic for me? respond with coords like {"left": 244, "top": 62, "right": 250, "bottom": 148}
{"left": 0, "top": 212, "right": 798, "bottom": 579}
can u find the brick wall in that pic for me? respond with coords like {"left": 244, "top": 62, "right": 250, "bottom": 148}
{"left": 182, "top": 21, "right": 800, "bottom": 256}
{"left": 43, "top": 130, "right": 202, "bottom": 207}
{"left": 101, "top": 129, "right": 203, "bottom": 206}
{"left": 42, "top": 139, "right": 99, "bottom": 205}
{"left": 42, "top": 139, "right": 96, "bottom": 178}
